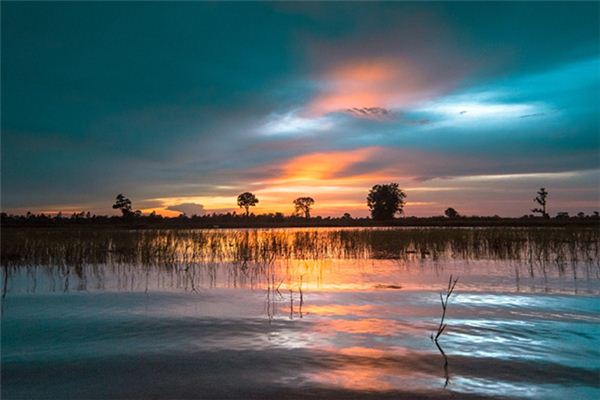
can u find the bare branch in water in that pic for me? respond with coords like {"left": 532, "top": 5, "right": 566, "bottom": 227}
{"left": 432, "top": 275, "right": 459, "bottom": 388}
{"left": 299, "top": 275, "right": 304, "bottom": 318}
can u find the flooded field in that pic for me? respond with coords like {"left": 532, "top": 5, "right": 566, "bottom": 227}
{"left": 2, "top": 227, "right": 599, "bottom": 399}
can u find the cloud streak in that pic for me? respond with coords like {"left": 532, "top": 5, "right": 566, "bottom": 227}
{"left": 166, "top": 203, "right": 205, "bottom": 216}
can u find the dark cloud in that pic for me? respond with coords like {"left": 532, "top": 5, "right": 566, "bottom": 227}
{"left": 166, "top": 203, "right": 205, "bottom": 216}
{"left": 345, "top": 107, "right": 392, "bottom": 120}
{"left": 344, "top": 108, "right": 431, "bottom": 125}
{"left": 519, "top": 113, "right": 546, "bottom": 119}
{"left": 397, "top": 113, "right": 431, "bottom": 126}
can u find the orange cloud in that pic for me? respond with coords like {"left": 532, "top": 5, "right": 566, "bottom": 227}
{"left": 277, "top": 147, "right": 379, "bottom": 182}
{"left": 308, "top": 58, "right": 431, "bottom": 116}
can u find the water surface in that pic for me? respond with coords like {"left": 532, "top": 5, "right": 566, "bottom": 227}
{"left": 2, "top": 227, "right": 599, "bottom": 399}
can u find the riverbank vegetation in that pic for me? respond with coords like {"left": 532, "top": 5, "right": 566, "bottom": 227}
{"left": 2, "top": 211, "right": 598, "bottom": 229}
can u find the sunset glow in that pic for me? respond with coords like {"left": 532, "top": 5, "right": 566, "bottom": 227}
{"left": 2, "top": 2, "right": 598, "bottom": 218}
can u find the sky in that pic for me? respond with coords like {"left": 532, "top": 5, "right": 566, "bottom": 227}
{"left": 2, "top": 2, "right": 599, "bottom": 217}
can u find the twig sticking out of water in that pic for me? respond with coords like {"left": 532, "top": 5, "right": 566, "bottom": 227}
{"left": 434, "top": 275, "right": 458, "bottom": 342}
{"left": 289, "top": 288, "right": 294, "bottom": 320}
{"left": 1, "top": 266, "right": 8, "bottom": 314}
{"left": 431, "top": 275, "right": 459, "bottom": 388}
{"left": 298, "top": 275, "right": 303, "bottom": 318}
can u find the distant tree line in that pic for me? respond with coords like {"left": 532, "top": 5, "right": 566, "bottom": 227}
{"left": 3, "top": 210, "right": 598, "bottom": 229}
{"left": 2, "top": 186, "right": 598, "bottom": 228}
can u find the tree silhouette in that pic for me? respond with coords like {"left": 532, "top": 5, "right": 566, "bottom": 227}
{"left": 367, "top": 183, "right": 407, "bottom": 220}
{"left": 293, "top": 197, "right": 315, "bottom": 220}
{"left": 112, "top": 194, "right": 133, "bottom": 217}
{"left": 237, "top": 192, "right": 259, "bottom": 216}
{"left": 531, "top": 187, "right": 549, "bottom": 218}
{"left": 444, "top": 207, "right": 459, "bottom": 218}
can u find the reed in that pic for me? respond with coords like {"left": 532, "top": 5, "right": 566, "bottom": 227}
{"left": 2, "top": 227, "right": 598, "bottom": 274}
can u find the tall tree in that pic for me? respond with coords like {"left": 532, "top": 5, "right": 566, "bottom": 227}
{"left": 367, "top": 183, "right": 407, "bottom": 220}
{"left": 293, "top": 197, "right": 315, "bottom": 220}
{"left": 237, "top": 192, "right": 259, "bottom": 216}
{"left": 112, "top": 193, "right": 133, "bottom": 217}
{"left": 531, "top": 187, "right": 549, "bottom": 218}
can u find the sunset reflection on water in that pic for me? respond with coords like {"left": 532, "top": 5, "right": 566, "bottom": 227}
{"left": 2, "top": 228, "right": 599, "bottom": 399}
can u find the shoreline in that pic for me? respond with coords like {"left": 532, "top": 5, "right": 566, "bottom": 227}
{"left": 1, "top": 217, "right": 598, "bottom": 230}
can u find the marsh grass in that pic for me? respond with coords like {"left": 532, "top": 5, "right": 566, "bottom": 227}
{"left": 1, "top": 227, "right": 597, "bottom": 299}
{"left": 2, "top": 227, "right": 598, "bottom": 268}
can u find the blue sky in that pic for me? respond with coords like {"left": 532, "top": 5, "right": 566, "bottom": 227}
{"left": 2, "top": 2, "right": 599, "bottom": 217}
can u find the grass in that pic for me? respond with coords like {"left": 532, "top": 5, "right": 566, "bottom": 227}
{"left": 2, "top": 227, "right": 598, "bottom": 269}
{"left": 1, "top": 227, "right": 597, "bottom": 299}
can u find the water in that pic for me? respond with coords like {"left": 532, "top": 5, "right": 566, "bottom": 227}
{"left": 2, "top": 227, "right": 599, "bottom": 399}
